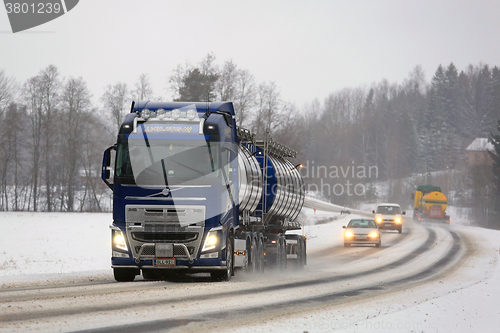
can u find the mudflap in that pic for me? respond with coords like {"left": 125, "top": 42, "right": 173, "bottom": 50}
{"left": 233, "top": 238, "right": 247, "bottom": 269}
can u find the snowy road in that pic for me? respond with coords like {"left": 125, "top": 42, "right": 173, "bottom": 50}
{"left": 1, "top": 214, "right": 490, "bottom": 333}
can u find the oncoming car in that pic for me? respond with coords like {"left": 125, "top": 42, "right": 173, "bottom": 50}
{"left": 373, "top": 203, "right": 405, "bottom": 233}
{"left": 343, "top": 219, "right": 381, "bottom": 247}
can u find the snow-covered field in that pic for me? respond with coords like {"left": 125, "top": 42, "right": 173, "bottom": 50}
{"left": 0, "top": 212, "right": 112, "bottom": 286}
{"left": 1, "top": 209, "right": 499, "bottom": 332}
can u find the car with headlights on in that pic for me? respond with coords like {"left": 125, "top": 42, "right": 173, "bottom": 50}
{"left": 373, "top": 203, "right": 405, "bottom": 233}
{"left": 343, "top": 219, "right": 381, "bottom": 247}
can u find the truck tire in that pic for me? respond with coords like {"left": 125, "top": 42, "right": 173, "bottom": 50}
{"left": 249, "top": 236, "right": 257, "bottom": 272}
{"left": 297, "top": 239, "right": 304, "bottom": 269}
{"left": 211, "top": 234, "right": 233, "bottom": 281}
{"left": 114, "top": 268, "right": 137, "bottom": 282}
{"left": 257, "top": 235, "right": 265, "bottom": 272}
{"left": 281, "top": 236, "right": 287, "bottom": 270}
{"left": 302, "top": 238, "right": 307, "bottom": 266}
{"left": 398, "top": 227, "right": 402, "bottom": 234}
{"left": 277, "top": 238, "right": 284, "bottom": 270}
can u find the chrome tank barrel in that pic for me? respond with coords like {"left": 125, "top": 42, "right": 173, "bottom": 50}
{"left": 237, "top": 142, "right": 305, "bottom": 221}
{"left": 237, "top": 145, "right": 263, "bottom": 213}
{"left": 263, "top": 154, "right": 304, "bottom": 221}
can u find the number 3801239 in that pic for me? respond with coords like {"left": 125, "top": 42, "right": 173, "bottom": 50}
{"left": 5, "top": 2, "right": 62, "bottom": 14}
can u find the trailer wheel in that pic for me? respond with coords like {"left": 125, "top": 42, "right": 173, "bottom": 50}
{"left": 275, "top": 238, "right": 283, "bottom": 270}
{"left": 249, "top": 236, "right": 257, "bottom": 272}
{"left": 257, "top": 235, "right": 265, "bottom": 272}
{"left": 113, "top": 268, "right": 137, "bottom": 282}
{"left": 211, "top": 234, "right": 233, "bottom": 282}
{"left": 281, "top": 237, "right": 287, "bottom": 270}
{"left": 302, "top": 238, "right": 307, "bottom": 266}
{"left": 296, "top": 239, "right": 304, "bottom": 269}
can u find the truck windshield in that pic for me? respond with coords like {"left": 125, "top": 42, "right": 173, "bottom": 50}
{"left": 115, "top": 139, "right": 221, "bottom": 187}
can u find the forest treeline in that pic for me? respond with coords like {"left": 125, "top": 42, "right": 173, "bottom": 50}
{"left": 1, "top": 55, "right": 499, "bottom": 227}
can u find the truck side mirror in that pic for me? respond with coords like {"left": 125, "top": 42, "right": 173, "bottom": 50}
{"left": 102, "top": 145, "right": 116, "bottom": 190}
{"left": 342, "top": 226, "right": 346, "bottom": 229}
{"left": 372, "top": 210, "right": 375, "bottom": 214}
{"left": 402, "top": 211, "right": 406, "bottom": 215}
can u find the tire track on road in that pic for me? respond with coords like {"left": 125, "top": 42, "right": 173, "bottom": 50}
{"left": 0, "top": 228, "right": 435, "bottom": 325}
{"left": 77, "top": 229, "right": 461, "bottom": 333}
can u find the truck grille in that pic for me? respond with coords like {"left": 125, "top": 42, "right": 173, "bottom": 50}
{"left": 125, "top": 204, "right": 205, "bottom": 261}
{"left": 134, "top": 245, "right": 195, "bottom": 256}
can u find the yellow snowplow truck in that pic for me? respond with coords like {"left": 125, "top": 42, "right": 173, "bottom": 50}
{"left": 412, "top": 185, "right": 450, "bottom": 223}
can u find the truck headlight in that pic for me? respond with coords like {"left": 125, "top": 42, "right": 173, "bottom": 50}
{"left": 376, "top": 217, "right": 382, "bottom": 223}
{"left": 112, "top": 229, "right": 128, "bottom": 252}
{"left": 202, "top": 230, "right": 219, "bottom": 252}
{"left": 395, "top": 218, "right": 401, "bottom": 223}
{"left": 369, "top": 232, "right": 379, "bottom": 238}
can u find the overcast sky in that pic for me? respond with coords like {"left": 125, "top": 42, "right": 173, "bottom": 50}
{"left": 1, "top": 0, "right": 499, "bottom": 108}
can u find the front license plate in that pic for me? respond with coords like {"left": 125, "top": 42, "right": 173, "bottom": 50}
{"left": 153, "top": 258, "right": 176, "bottom": 267}
{"left": 385, "top": 224, "right": 392, "bottom": 227}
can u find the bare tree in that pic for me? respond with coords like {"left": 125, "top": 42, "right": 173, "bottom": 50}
{"left": 101, "top": 83, "right": 128, "bottom": 129}
{"left": 23, "top": 75, "right": 44, "bottom": 211}
{"left": 0, "top": 70, "right": 18, "bottom": 210}
{"left": 253, "top": 81, "right": 282, "bottom": 137}
{"left": 39, "top": 65, "right": 61, "bottom": 212}
{"left": 233, "top": 69, "right": 256, "bottom": 128}
{"left": 168, "top": 62, "right": 192, "bottom": 101}
{"left": 0, "top": 70, "right": 18, "bottom": 112}
{"left": 132, "top": 73, "right": 154, "bottom": 101}
{"left": 61, "top": 77, "right": 92, "bottom": 211}
{"left": 215, "top": 60, "right": 238, "bottom": 101}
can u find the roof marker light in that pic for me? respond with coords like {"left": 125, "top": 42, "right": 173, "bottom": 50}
{"left": 141, "top": 109, "right": 151, "bottom": 120}
{"left": 172, "top": 109, "right": 181, "bottom": 120}
{"left": 187, "top": 109, "right": 197, "bottom": 120}
{"left": 156, "top": 108, "right": 166, "bottom": 119}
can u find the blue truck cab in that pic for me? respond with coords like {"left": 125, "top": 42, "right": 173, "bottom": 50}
{"left": 102, "top": 101, "right": 240, "bottom": 281}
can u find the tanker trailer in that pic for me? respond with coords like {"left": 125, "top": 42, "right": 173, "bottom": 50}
{"left": 412, "top": 185, "right": 450, "bottom": 223}
{"left": 101, "top": 101, "right": 306, "bottom": 282}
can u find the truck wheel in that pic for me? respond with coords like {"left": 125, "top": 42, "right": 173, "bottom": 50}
{"left": 114, "top": 268, "right": 136, "bottom": 282}
{"left": 281, "top": 237, "right": 287, "bottom": 269}
{"left": 302, "top": 238, "right": 307, "bottom": 266}
{"left": 249, "top": 236, "right": 257, "bottom": 272}
{"left": 398, "top": 227, "right": 402, "bottom": 234}
{"left": 276, "top": 239, "right": 283, "bottom": 270}
{"left": 211, "top": 234, "right": 233, "bottom": 281}
{"left": 297, "top": 239, "right": 305, "bottom": 269}
{"left": 257, "top": 235, "right": 265, "bottom": 272}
